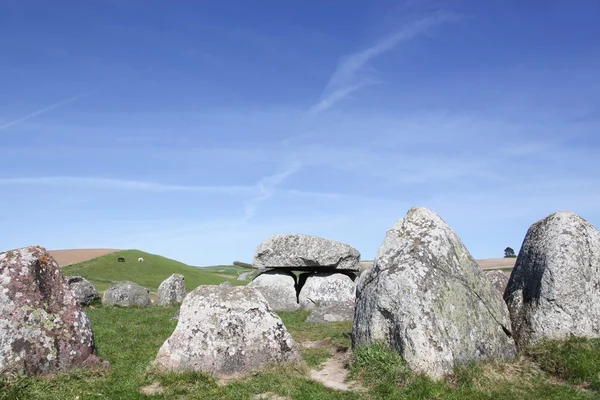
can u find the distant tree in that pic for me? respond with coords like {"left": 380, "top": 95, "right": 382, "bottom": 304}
{"left": 504, "top": 247, "right": 516, "bottom": 258}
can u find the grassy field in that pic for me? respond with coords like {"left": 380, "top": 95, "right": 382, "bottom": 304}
{"left": 2, "top": 304, "right": 599, "bottom": 400}
{"left": 61, "top": 250, "right": 245, "bottom": 293}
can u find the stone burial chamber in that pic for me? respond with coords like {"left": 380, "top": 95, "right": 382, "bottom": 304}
{"left": 248, "top": 233, "right": 360, "bottom": 313}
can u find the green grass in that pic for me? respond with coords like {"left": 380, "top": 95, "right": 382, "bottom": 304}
{"left": 525, "top": 336, "right": 600, "bottom": 391}
{"left": 62, "top": 250, "right": 245, "bottom": 293}
{"left": 198, "top": 265, "right": 249, "bottom": 276}
{"left": 2, "top": 306, "right": 599, "bottom": 400}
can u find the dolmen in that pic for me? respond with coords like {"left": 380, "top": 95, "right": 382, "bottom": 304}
{"left": 0, "top": 245, "right": 106, "bottom": 376}
{"left": 248, "top": 234, "right": 359, "bottom": 312}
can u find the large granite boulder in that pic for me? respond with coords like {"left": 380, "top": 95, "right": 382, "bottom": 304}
{"left": 0, "top": 246, "right": 105, "bottom": 375}
{"left": 504, "top": 211, "right": 600, "bottom": 348}
{"left": 485, "top": 270, "right": 509, "bottom": 297}
{"left": 352, "top": 207, "right": 516, "bottom": 379}
{"left": 102, "top": 281, "right": 151, "bottom": 307}
{"left": 248, "top": 270, "right": 299, "bottom": 311}
{"left": 298, "top": 273, "right": 355, "bottom": 310}
{"left": 156, "top": 274, "right": 186, "bottom": 306}
{"left": 153, "top": 286, "right": 301, "bottom": 378}
{"left": 305, "top": 301, "right": 355, "bottom": 323}
{"left": 66, "top": 276, "right": 101, "bottom": 306}
{"left": 253, "top": 234, "right": 360, "bottom": 271}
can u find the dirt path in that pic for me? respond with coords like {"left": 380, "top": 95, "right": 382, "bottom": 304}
{"left": 309, "top": 351, "right": 363, "bottom": 392}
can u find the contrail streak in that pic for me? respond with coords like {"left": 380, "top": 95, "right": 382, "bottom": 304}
{"left": 0, "top": 68, "right": 142, "bottom": 131}
{"left": 0, "top": 89, "right": 97, "bottom": 131}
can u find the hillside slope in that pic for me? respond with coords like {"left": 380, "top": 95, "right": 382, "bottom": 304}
{"left": 61, "top": 249, "right": 244, "bottom": 292}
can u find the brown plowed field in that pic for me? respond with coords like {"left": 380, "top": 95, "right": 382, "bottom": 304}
{"left": 477, "top": 257, "right": 517, "bottom": 270}
{"left": 49, "top": 249, "right": 120, "bottom": 267}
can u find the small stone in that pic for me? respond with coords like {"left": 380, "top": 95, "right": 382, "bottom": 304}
{"left": 66, "top": 276, "right": 100, "bottom": 306}
{"left": 156, "top": 274, "right": 186, "bottom": 306}
{"left": 102, "top": 281, "right": 151, "bottom": 307}
{"left": 248, "top": 270, "right": 299, "bottom": 311}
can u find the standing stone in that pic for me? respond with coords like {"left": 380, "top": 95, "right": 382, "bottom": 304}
{"left": 484, "top": 270, "right": 510, "bottom": 297}
{"left": 305, "top": 301, "right": 355, "bottom": 323}
{"left": 156, "top": 274, "right": 186, "bottom": 306}
{"left": 154, "top": 286, "right": 301, "bottom": 378}
{"left": 504, "top": 211, "right": 600, "bottom": 348}
{"left": 352, "top": 207, "right": 516, "bottom": 379}
{"left": 253, "top": 234, "right": 360, "bottom": 271}
{"left": 102, "top": 281, "right": 151, "bottom": 307}
{"left": 298, "top": 273, "right": 355, "bottom": 310}
{"left": 66, "top": 276, "right": 101, "bottom": 306}
{"left": 0, "top": 246, "right": 105, "bottom": 375}
{"left": 248, "top": 270, "right": 299, "bottom": 311}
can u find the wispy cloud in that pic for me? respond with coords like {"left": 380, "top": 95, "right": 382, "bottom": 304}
{"left": 0, "top": 176, "right": 256, "bottom": 195}
{"left": 243, "top": 162, "right": 302, "bottom": 220}
{"left": 310, "top": 12, "right": 459, "bottom": 114}
{"left": 0, "top": 89, "right": 97, "bottom": 131}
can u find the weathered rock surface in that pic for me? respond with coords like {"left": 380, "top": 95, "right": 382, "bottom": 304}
{"left": 154, "top": 286, "right": 301, "bottom": 377}
{"left": 504, "top": 211, "right": 600, "bottom": 348}
{"left": 238, "top": 272, "right": 250, "bottom": 281}
{"left": 298, "top": 273, "right": 355, "bottom": 310}
{"left": 352, "top": 207, "right": 516, "bottom": 379}
{"left": 485, "top": 270, "right": 509, "bottom": 296}
{"left": 253, "top": 234, "right": 360, "bottom": 271}
{"left": 305, "top": 301, "right": 355, "bottom": 323}
{"left": 0, "top": 246, "right": 105, "bottom": 375}
{"left": 156, "top": 274, "right": 186, "bottom": 306}
{"left": 66, "top": 276, "right": 101, "bottom": 306}
{"left": 102, "top": 281, "right": 150, "bottom": 307}
{"left": 248, "top": 270, "right": 299, "bottom": 311}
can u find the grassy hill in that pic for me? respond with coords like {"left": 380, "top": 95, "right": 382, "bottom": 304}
{"left": 61, "top": 249, "right": 246, "bottom": 293}
{"left": 199, "top": 264, "right": 260, "bottom": 281}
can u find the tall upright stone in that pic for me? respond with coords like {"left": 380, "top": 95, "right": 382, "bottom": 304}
{"left": 504, "top": 211, "right": 600, "bottom": 347}
{"left": 0, "top": 246, "right": 105, "bottom": 375}
{"left": 352, "top": 207, "right": 516, "bottom": 379}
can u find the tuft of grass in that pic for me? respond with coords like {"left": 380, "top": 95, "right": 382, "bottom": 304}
{"left": 525, "top": 336, "right": 600, "bottom": 391}
{"left": 301, "top": 348, "right": 333, "bottom": 368}
{"left": 62, "top": 249, "right": 242, "bottom": 293}
{"left": 349, "top": 342, "right": 413, "bottom": 390}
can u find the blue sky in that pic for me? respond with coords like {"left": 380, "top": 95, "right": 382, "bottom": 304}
{"left": 1, "top": 0, "right": 599, "bottom": 266}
